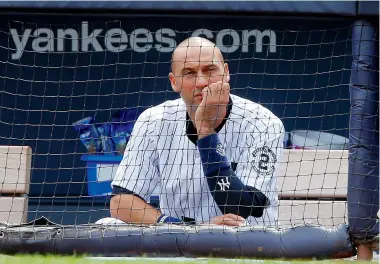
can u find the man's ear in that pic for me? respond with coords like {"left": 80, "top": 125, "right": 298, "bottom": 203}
{"left": 169, "top": 72, "right": 180, "bottom": 92}
{"left": 223, "top": 63, "right": 230, "bottom": 83}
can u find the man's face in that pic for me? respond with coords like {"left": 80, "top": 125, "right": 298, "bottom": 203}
{"left": 169, "top": 45, "right": 230, "bottom": 107}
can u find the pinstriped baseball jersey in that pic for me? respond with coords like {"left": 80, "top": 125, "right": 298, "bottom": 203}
{"left": 112, "top": 94, "right": 285, "bottom": 226}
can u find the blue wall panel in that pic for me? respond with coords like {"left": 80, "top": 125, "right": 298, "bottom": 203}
{"left": 0, "top": 14, "right": 352, "bottom": 198}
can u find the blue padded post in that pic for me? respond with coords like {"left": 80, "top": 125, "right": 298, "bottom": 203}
{"left": 348, "top": 20, "right": 379, "bottom": 244}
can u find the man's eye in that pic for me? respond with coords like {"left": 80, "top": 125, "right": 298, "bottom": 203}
{"left": 183, "top": 71, "right": 195, "bottom": 76}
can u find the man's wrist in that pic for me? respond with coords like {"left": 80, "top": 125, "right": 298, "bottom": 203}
{"left": 197, "top": 126, "right": 215, "bottom": 139}
{"left": 197, "top": 133, "right": 230, "bottom": 174}
{"left": 157, "top": 214, "right": 183, "bottom": 224}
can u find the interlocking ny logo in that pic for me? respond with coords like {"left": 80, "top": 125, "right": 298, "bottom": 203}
{"left": 217, "top": 177, "right": 230, "bottom": 191}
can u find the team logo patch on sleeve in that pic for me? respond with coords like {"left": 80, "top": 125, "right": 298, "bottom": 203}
{"left": 216, "top": 143, "right": 225, "bottom": 156}
{"left": 217, "top": 176, "right": 230, "bottom": 191}
{"left": 251, "top": 146, "right": 277, "bottom": 175}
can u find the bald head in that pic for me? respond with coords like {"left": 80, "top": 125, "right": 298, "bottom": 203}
{"left": 168, "top": 36, "right": 230, "bottom": 102}
{"left": 171, "top": 37, "right": 224, "bottom": 73}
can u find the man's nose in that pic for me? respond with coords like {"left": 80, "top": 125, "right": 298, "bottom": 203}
{"left": 195, "top": 73, "right": 209, "bottom": 89}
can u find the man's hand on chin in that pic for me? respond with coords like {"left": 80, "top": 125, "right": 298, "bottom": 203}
{"left": 195, "top": 81, "right": 230, "bottom": 139}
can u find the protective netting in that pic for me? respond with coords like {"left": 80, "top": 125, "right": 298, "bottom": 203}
{"left": 0, "top": 16, "right": 377, "bottom": 258}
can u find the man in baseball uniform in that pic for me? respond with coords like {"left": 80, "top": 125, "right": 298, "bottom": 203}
{"left": 110, "top": 37, "right": 284, "bottom": 227}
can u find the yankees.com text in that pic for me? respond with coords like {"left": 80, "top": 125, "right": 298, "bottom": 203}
{"left": 10, "top": 21, "right": 277, "bottom": 60}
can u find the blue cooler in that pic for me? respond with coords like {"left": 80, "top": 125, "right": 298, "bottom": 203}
{"left": 81, "top": 155, "right": 123, "bottom": 197}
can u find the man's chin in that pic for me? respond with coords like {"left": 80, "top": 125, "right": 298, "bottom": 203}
{"left": 188, "top": 103, "right": 200, "bottom": 109}
{"left": 185, "top": 98, "right": 202, "bottom": 106}
{"left": 185, "top": 102, "right": 200, "bottom": 114}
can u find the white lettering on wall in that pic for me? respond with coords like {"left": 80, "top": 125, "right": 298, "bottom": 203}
{"left": 105, "top": 28, "right": 128, "bottom": 52}
{"left": 9, "top": 21, "right": 277, "bottom": 60}
{"left": 57, "top": 29, "right": 79, "bottom": 52}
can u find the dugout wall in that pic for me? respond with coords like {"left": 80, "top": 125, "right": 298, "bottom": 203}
{"left": 0, "top": 1, "right": 378, "bottom": 259}
{"left": 0, "top": 1, "right": 375, "bottom": 215}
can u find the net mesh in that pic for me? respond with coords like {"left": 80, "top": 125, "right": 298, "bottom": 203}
{"left": 0, "top": 18, "right": 354, "bottom": 228}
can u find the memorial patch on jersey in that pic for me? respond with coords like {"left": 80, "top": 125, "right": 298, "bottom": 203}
{"left": 251, "top": 146, "right": 277, "bottom": 175}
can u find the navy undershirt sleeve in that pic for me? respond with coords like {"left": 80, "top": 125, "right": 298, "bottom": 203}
{"left": 111, "top": 185, "right": 147, "bottom": 202}
{"left": 197, "top": 133, "right": 269, "bottom": 218}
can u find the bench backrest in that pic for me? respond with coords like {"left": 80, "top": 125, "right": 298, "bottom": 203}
{"left": 0, "top": 147, "right": 349, "bottom": 226}
{"left": 0, "top": 146, "right": 31, "bottom": 224}
{"left": 277, "top": 149, "right": 348, "bottom": 227}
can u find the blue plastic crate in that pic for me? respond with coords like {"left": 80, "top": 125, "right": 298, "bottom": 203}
{"left": 81, "top": 155, "right": 123, "bottom": 197}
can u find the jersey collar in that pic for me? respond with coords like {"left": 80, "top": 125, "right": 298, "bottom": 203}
{"left": 186, "top": 96, "right": 233, "bottom": 145}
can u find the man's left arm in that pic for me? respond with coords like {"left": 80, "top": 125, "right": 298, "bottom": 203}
{"left": 197, "top": 119, "right": 284, "bottom": 219}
